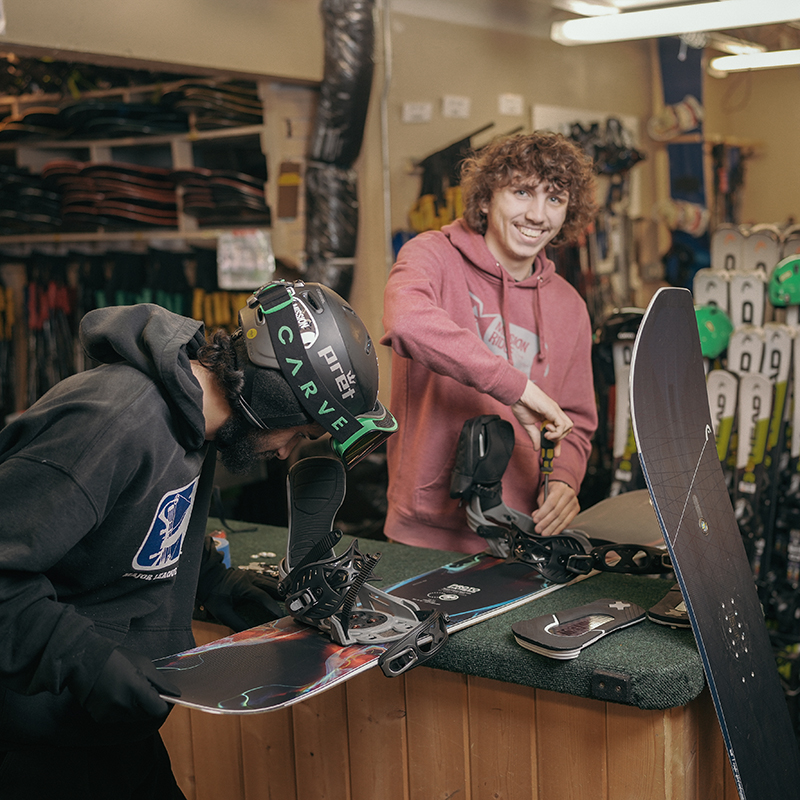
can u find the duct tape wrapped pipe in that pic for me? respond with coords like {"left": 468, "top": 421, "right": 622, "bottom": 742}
{"left": 304, "top": 0, "right": 375, "bottom": 300}
{"left": 310, "top": 0, "right": 375, "bottom": 168}
{"left": 304, "top": 162, "right": 359, "bottom": 299}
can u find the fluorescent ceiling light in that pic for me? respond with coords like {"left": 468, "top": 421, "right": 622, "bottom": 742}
{"left": 551, "top": 0, "right": 800, "bottom": 45}
{"left": 551, "top": 0, "right": 620, "bottom": 17}
{"left": 608, "top": 0, "right": 691, "bottom": 6}
{"left": 552, "top": 0, "right": 730, "bottom": 17}
{"left": 710, "top": 48, "right": 800, "bottom": 72}
{"left": 706, "top": 32, "right": 767, "bottom": 56}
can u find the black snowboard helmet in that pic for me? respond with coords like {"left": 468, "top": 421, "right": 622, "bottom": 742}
{"left": 234, "top": 280, "right": 397, "bottom": 468}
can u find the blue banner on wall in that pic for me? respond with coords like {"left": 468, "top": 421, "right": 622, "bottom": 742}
{"left": 658, "top": 37, "right": 710, "bottom": 288}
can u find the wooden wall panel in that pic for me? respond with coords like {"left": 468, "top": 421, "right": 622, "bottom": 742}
{"left": 467, "top": 675, "right": 537, "bottom": 800}
{"left": 240, "top": 709, "right": 298, "bottom": 800}
{"left": 536, "top": 690, "right": 607, "bottom": 800}
{"left": 190, "top": 711, "right": 245, "bottom": 800}
{"left": 161, "top": 705, "right": 197, "bottom": 800}
{"left": 346, "top": 668, "right": 410, "bottom": 800}
{"left": 695, "top": 689, "right": 740, "bottom": 800}
{"left": 663, "top": 704, "right": 699, "bottom": 800}
{"left": 404, "top": 668, "right": 470, "bottom": 799}
{"left": 292, "top": 684, "right": 352, "bottom": 799}
{"left": 605, "top": 702, "right": 694, "bottom": 800}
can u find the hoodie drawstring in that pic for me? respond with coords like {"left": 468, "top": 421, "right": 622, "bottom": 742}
{"left": 535, "top": 273, "right": 546, "bottom": 363}
{"left": 501, "top": 274, "right": 513, "bottom": 365}
{"left": 500, "top": 259, "right": 547, "bottom": 368}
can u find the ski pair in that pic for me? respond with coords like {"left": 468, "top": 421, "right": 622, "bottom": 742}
{"left": 705, "top": 297, "right": 796, "bottom": 594}
{"left": 449, "top": 414, "right": 672, "bottom": 584}
{"left": 277, "top": 456, "right": 447, "bottom": 677}
{"left": 697, "top": 237, "right": 800, "bottom": 595}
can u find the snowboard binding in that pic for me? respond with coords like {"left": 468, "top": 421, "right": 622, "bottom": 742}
{"left": 279, "top": 457, "right": 448, "bottom": 674}
{"left": 451, "top": 415, "right": 672, "bottom": 583}
{"left": 450, "top": 415, "right": 593, "bottom": 582}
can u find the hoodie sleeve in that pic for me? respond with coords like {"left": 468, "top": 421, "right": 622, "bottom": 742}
{"left": 545, "top": 297, "right": 597, "bottom": 493}
{"left": 0, "top": 456, "right": 118, "bottom": 697}
{"left": 381, "top": 233, "right": 528, "bottom": 405}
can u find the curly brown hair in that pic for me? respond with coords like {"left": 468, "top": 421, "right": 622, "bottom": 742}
{"left": 460, "top": 131, "right": 597, "bottom": 246}
{"left": 196, "top": 328, "right": 245, "bottom": 407}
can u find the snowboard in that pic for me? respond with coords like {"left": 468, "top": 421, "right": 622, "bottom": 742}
{"left": 629, "top": 286, "right": 800, "bottom": 800}
{"left": 155, "top": 551, "right": 572, "bottom": 714}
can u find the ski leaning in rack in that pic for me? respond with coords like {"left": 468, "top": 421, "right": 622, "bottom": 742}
{"left": 593, "top": 308, "right": 646, "bottom": 497}
{"left": 630, "top": 286, "right": 800, "bottom": 800}
{"left": 766, "top": 255, "right": 800, "bottom": 620}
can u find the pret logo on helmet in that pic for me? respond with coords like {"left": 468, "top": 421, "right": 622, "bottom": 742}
{"left": 317, "top": 345, "right": 357, "bottom": 402}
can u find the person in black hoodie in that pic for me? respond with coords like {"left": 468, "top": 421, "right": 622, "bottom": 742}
{"left": 0, "top": 280, "right": 396, "bottom": 799}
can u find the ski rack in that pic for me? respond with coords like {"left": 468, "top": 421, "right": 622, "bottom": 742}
{"left": 279, "top": 534, "right": 449, "bottom": 674}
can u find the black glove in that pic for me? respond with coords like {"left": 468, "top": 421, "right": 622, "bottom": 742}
{"left": 80, "top": 646, "right": 181, "bottom": 727}
{"left": 200, "top": 568, "right": 284, "bottom": 631}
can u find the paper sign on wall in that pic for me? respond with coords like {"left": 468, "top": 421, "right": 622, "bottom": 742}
{"left": 217, "top": 229, "right": 276, "bottom": 290}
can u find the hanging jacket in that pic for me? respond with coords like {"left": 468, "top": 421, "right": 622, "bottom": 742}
{"left": 0, "top": 303, "right": 215, "bottom": 746}
{"left": 381, "top": 218, "right": 597, "bottom": 552}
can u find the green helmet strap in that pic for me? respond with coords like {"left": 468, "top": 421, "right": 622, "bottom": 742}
{"left": 257, "top": 284, "right": 363, "bottom": 444}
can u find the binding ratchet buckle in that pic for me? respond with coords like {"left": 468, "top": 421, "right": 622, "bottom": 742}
{"left": 563, "top": 543, "right": 673, "bottom": 576}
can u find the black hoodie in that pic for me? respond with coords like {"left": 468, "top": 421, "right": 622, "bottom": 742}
{"left": 0, "top": 304, "right": 215, "bottom": 746}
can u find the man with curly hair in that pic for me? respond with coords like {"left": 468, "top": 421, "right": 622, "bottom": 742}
{"left": 382, "top": 131, "right": 598, "bottom": 553}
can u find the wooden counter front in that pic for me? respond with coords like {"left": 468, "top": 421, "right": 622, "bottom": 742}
{"left": 161, "top": 622, "right": 738, "bottom": 800}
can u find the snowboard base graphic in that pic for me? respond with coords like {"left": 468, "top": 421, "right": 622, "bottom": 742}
{"left": 155, "top": 552, "right": 571, "bottom": 714}
{"left": 630, "top": 287, "right": 800, "bottom": 800}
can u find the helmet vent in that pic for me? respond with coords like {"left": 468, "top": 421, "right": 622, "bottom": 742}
{"left": 306, "top": 291, "right": 323, "bottom": 313}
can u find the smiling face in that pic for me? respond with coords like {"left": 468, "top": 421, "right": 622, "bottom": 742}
{"left": 479, "top": 178, "right": 570, "bottom": 281}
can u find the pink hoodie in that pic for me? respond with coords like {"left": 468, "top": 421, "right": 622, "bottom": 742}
{"left": 381, "top": 219, "right": 597, "bottom": 552}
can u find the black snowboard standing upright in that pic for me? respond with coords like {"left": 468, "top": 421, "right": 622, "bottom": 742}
{"left": 630, "top": 287, "right": 800, "bottom": 800}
